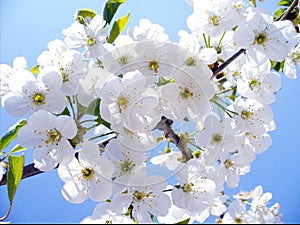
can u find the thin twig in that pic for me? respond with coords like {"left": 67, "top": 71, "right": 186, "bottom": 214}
{"left": 212, "top": 48, "right": 246, "bottom": 78}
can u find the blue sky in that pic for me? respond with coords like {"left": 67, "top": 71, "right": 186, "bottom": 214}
{"left": 1, "top": 0, "right": 300, "bottom": 223}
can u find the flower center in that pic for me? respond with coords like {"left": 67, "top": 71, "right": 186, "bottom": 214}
{"left": 149, "top": 61, "right": 159, "bottom": 74}
{"left": 120, "top": 159, "right": 135, "bottom": 174}
{"left": 241, "top": 109, "right": 253, "bottom": 120}
{"left": 60, "top": 67, "right": 69, "bottom": 82}
{"left": 180, "top": 86, "right": 194, "bottom": 99}
{"left": 124, "top": 127, "right": 135, "bottom": 138}
{"left": 133, "top": 190, "right": 150, "bottom": 202}
{"left": 254, "top": 32, "right": 267, "bottom": 45}
{"left": 182, "top": 182, "right": 194, "bottom": 193}
{"left": 33, "top": 93, "right": 46, "bottom": 106}
{"left": 45, "top": 129, "right": 62, "bottom": 144}
{"left": 291, "top": 52, "right": 300, "bottom": 63}
{"left": 87, "top": 36, "right": 96, "bottom": 46}
{"left": 209, "top": 15, "right": 221, "bottom": 26}
{"left": 118, "top": 56, "right": 128, "bottom": 66}
{"left": 81, "top": 166, "right": 95, "bottom": 180}
{"left": 117, "top": 96, "right": 129, "bottom": 111}
{"left": 212, "top": 133, "right": 223, "bottom": 143}
{"left": 184, "top": 57, "right": 196, "bottom": 66}
{"left": 249, "top": 78, "right": 261, "bottom": 90}
{"left": 235, "top": 218, "right": 243, "bottom": 224}
{"left": 224, "top": 159, "right": 234, "bottom": 169}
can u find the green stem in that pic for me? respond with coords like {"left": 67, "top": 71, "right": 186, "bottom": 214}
{"left": 0, "top": 203, "right": 12, "bottom": 221}
{"left": 87, "top": 132, "right": 115, "bottom": 141}
{"left": 67, "top": 96, "right": 76, "bottom": 119}
{"left": 216, "top": 31, "right": 226, "bottom": 51}
{"left": 203, "top": 33, "right": 209, "bottom": 48}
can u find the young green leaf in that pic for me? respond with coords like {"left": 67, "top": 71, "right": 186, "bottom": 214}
{"left": 103, "top": 0, "right": 126, "bottom": 25}
{"left": 277, "top": 0, "right": 293, "bottom": 7}
{"left": 0, "top": 120, "right": 27, "bottom": 152}
{"left": 86, "top": 98, "right": 101, "bottom": 116}
{"left": 7, "top": 155, "right": 24, "bottom": 203}
{"left": 9, "top": 145, "right": 26, "bottom": 155}
{"left": 76, "top": 8, "right": 97, "bottom": 25}
{"left": 107, "top": 12, "right": 130, "bottom": 44}
{"left": 30, "top": 65, "right": 39, "bottom": 75}
{"left": 175, "top": 218, "right": 191, "bottom": 224}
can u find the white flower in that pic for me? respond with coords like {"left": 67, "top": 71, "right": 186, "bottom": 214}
{"left": 0, "top": 56, "right": 28, "bottom": 98}
{"left": 227, "top": 97, "right": 274, "bottom": 136}
{"left": 127, "top": 19, "right": 170, "bottom": 42}
{"left": 77, "top": 61, "right": 113, "bottom": 107}
{"left": 58, "top": 141, "right": 114, "bottom": 203}
{"left": 283, "top": 39, "right": 300, "bottom": 79}
{"left": 150, "top": 150, "right": 183, "bottom": 171}
{"left": 164, "top": 65, "right": 214, "bottom": 120}
{"left": 187, "top": 0, "right": 247, "bottom": 37}
{"left": 18, "top": 110, "right": 77, "bottom": 171}
{"left": 62, "top": 15, "right": 109, "bottom": 58}
{"left": 103, "top": 139, "right": 145, "bottom": 191}
{"left": 244, "top": 132, "right": 272, "bottom": 155}
{"left": 101, "top": 36, "right": 138, "bottom": 74}
{"left": 171, "top": 159, "right": 216, "bottom": 212}
{"left": 249, "top": 185, "right": 277, "bottom": 223}
{"left": 37, "top": 39, "right": 88, "bottom": 95}
{"left": 237, "top": 61, "right": 281, "bottom": 104}
{"left": 99, "top": 70, "right": 160, "bottom": 132}
{"left": 177, "top": 30, "right": 218, "bottom": 66}
{"left": 233, "top": 9, "right": 295, "bottom": 63}
{"left": 80, "top": 202, "right": 134, "bottom": 224}
{"left": 3, "top": 68, "right": 67, "bottom": 117}
{"left": 222, "top": 200, "right": 259, "bottom": 224}
{"left": 217, "top": 145, "right": 255, "bottom": 188}
{"left": 111, "top": 172, "right": 171, "bottom": 223}
{"left": 195, "top": 114, "right": 238, "bottom": 165}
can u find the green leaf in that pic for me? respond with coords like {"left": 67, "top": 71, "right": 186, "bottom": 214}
{"left": 59, "top": 107, "right": 71, "bottom": 116}
{"left": 277, "top": 0, "right": 292, "bottom": 7}
{"left": 76, "top": 8, "right": 97, "bottom": 25}
{"left": 229, "top": 86, "right": 237, "bottom": 102}
{"left": 0, "top": 120, "right": 27, "bottom": 152}
{"left": 103, "top": 0, "right": 126, "bottom": 25}
{"left": 107, "top": 12, "right": 130, "bottom": 44}
{"left": 9, "top": 145, "right": 26, "bottom": 155}
{"left": 270, "top": 60, "right": 283, "bottom": 71}
{"left": 86, "top": 98, "right": 100, "bottom": 116}
{"left": 175, "top": 218, "right": 191, "bottom": 224}
{"left": 95, "top": 117, "right": 111, "bottom": 130}
{"left": 30, "top": 65, "right": 39, "bottom": 74}
{"left": 274, "top": 8, "right": 285, "bottom": 20}
{"left": 7, "top": 155, "right": 24, "bottom": 203}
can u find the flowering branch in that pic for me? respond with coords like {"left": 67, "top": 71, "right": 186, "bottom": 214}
{"left": 153, "top": 116, "right": 191, "bottom": 161}
{"left": 0, "top": 138, "right": 113, "bottom": 186}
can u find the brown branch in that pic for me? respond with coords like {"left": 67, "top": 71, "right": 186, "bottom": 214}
{"left": 212, "top": 48, "right": 246, "bottom": 78}
{"left": 153, "top": 116, "right": 191, "bottom": 161}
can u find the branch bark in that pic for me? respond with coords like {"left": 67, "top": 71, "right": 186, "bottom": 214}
{"left": 212, "top": 48, "right": 246, "bottom": 78}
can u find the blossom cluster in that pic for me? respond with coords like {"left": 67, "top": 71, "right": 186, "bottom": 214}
{"left": 0, "top": 0, "right": 299, "bottom": 223}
